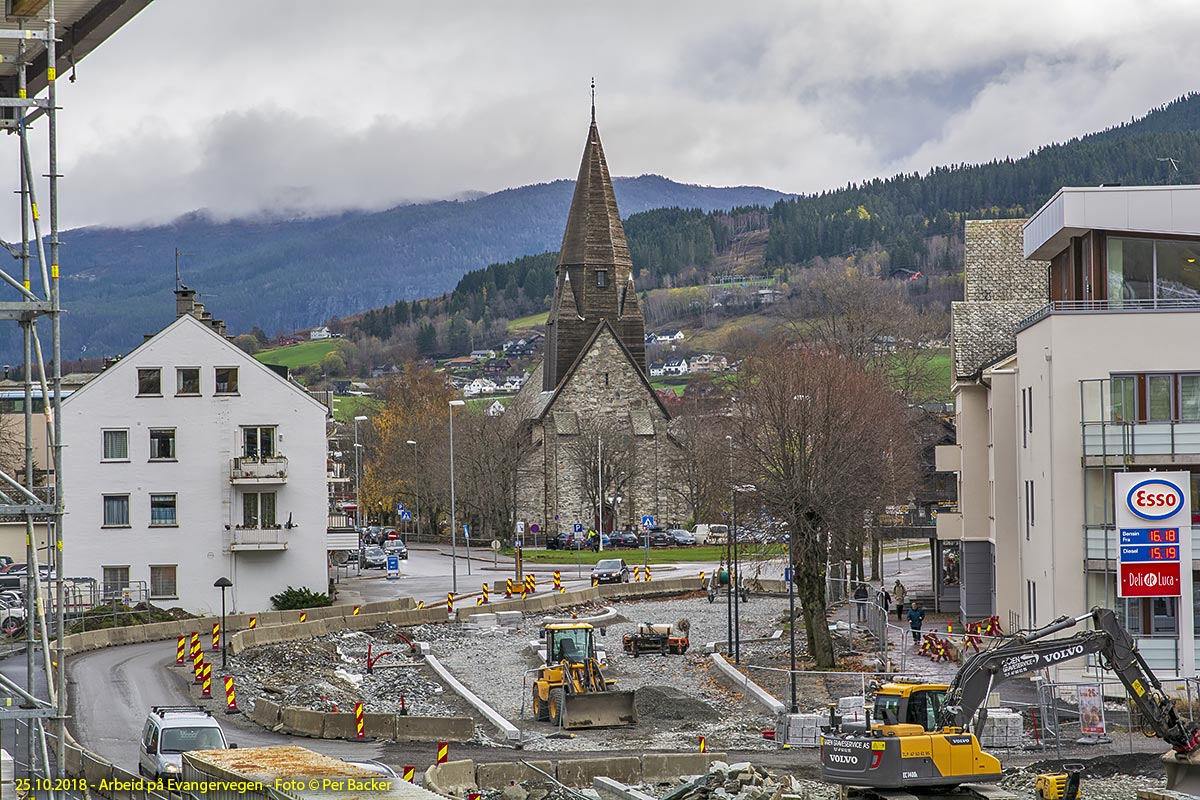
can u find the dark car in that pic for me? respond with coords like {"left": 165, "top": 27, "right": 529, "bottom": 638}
{"left": 669, "top": 529, "right": 696, "bottom": 546}
{"left": 361, "top": 545, "right": 387, "bottom": 569}
{"left": 611, "top": 530, "right": 640, "bottom": 548}
{"left": 647, "top": 528, "right": 673, "bottom": 547}
{"left": 590, "top": 558, "right": 630, "bottom": 584}
{"left": 383, "top": 539, "right": 408, "bottom": 560}
{"left": 549, "top": 532, "right": 587, "bottom": 550}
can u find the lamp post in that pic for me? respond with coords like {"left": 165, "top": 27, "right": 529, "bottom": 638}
{"left": 353, "top": 415, "right": 368, "bottom": 531}
{"left": 213, "top": 577, "right": 232, "bottom": 669}
{"left": 407, "top": 439, "right": 419, "bottom": 540}
{"left": 725, "top": 435, "right": 734, "bottom": 660}
{"left": 449, "top": 400, "right": 466, "bottom": 594}
{"left": 787, "top": 531, "right": 798, "bottom": 713}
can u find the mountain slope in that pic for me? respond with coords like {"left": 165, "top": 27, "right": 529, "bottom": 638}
{"left": 52, "top": 176, "right": 791, "bottom": 360}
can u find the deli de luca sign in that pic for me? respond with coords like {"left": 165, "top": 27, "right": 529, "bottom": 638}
{"left": 1115, "top": 472, "right": 1191, "bottom": 598}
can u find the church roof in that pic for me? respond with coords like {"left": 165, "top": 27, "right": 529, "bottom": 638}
{"left": 557, "top": 120, "right": 633, "bottom": 271}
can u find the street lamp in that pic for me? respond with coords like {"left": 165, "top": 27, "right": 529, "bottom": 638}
{"left": 406, "top": 440, "right": 419, "bottom": 540}
{"left": 786, "top": 531, "right": 798, "bottom": 713}
{"left": 353, "top": 416, "right": 368, "bottom": 531}
{"left": 449, "top": 400, "right": 466, "bottom": 594}
{"left": 213, "top": 577, "right": 232, "bottom": 669}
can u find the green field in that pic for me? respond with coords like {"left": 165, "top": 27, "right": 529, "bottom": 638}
{"left": 331, "top": 395, "right": 382, "bottom": 423}
{"left": 507, "top": 311, "right": 548, "bottom": 332}
{"left": 256, "top": 339, "right": 341, "bottom": 369}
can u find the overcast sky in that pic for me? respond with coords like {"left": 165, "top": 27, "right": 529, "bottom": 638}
{"left": 10, "top": 0, "right": 1200, "bottom": 232}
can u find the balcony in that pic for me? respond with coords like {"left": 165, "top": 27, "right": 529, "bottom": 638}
{"left": 1081, "top": 379, "right": 1200, "bottom": 464}
{"left": 230, "top": 455, "right": 288, "bottom": 484}
{"left": 229, "top": 527, "right": 288, "bottom": 551}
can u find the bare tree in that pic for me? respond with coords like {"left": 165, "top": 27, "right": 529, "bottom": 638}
{"left": 560, "top": 417, "right": 640, "bottom": 532}
{"left": 666, "top": 388, "right": 729, "bottom": 526}
{"left": 730, "top": 339, "right": 917, "bottom": 668}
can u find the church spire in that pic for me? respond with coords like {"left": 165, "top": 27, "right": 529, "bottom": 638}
{"left": 542, "top": 103, "right": 647, "bottom": 392}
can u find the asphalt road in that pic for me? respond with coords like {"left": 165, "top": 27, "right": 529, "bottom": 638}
{"left": 64, "top": 640, "right": 382, "bottom": 772}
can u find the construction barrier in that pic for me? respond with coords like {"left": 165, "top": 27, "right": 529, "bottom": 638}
{"left": 211, "top": 622, "right": 220, "bottom": 652}
{"left": 505, "top": 578, "right": 513, "bottom": 598}
{"left": 353, "top": 606, "right": 360, "bottom": 616}
{"left": 192, "top": 651, "right": 204, "bottom": 684}
{"left": 591, "top": 576, "right": 598, "bottom": 587}
{"left": 402, "top": 766, "right": 415, "bottom": 783}
{"left": 299, "top": 611, "right": 307, "bottom": 623}
{"left": 447, "top": 593, "right": 454, "bottom": 614}
{"left": 633, "top": 566, "right": 641, "bottom": 582}
{"left": 355, "top": 702, "right": 365, "bottom": 739}
{"left": 698, "top": 735, "right": 706, "bottom": 753}
{"left": 223, "top": 676, "right": 239, "bottom": 714}
{"left": 189, "top": 631, "right": 200, "bottom": 658}
{"left": 553, "top": 571, "right": 562, "bottom": 592}
{"left": 699, "top": 571, "right": 706, "bottom": 587}
{"left": 437, "top": 741, "right": 449, "bottom": 765}
{"left": 249, "top": 616, "right": 257, "bottom": 630}
{"left": 417, "top": 601, "right": 425, "bottom": 609}
{"left": 201, "top": 664, "right": 212, "bottom": 699}
{"left": 476, "top": 583, "right": 489, "bottom": 606}
{"left": 176, "top": 636, "right": 185, "bottom": 665}
{"left": 645, "top": 566, "right": 652, "bottom": 582}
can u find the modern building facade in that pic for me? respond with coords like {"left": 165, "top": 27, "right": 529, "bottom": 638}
{"left": 942, "top": 186, "right": 1200, "bottom": 679}
{"left": 62, "top": 295, "right": 330, "bottom": 614}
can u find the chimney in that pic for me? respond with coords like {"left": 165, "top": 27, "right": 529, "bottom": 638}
{"left": 175, "top": 285, "right": 197, "bottom": 318}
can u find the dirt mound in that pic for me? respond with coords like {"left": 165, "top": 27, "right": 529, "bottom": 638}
{"left": 635, "top": 685, "right": 719, "bottom": 722}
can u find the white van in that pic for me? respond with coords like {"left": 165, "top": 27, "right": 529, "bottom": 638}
{"left": 692, "top": 524, "right": 729, "bottom": 545}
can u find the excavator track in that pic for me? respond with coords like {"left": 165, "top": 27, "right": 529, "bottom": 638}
{"left": 841, "top": 784, "right": 1018, "bottom": 800}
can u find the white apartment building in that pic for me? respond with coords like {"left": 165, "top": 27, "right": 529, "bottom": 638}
{"left": 941, "top": 186, "right": 1200, "bottom": 679}
{"left": 62, "top": 299, "right": 330, "bottom": 614}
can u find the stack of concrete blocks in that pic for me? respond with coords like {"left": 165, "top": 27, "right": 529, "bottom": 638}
{"left": 978, "top": 708, "right": 1023, "bottom": 749}
{"left": 495, "top": 610, "right": 523, "bottom": 628}
{"left": 838, "top": 695, "right": 866, "bottom": 724}
{"left": 775, "top": 713, "right": 823, "bottom": 747}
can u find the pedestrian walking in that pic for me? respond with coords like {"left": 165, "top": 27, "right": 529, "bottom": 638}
{"left": 906, "top": 602, "right": 925, "bottom": 645}
{"left": 875, "top": 584, "right": 891, "bottom": 613}
{"left": 893, "top": 579, "right": 907, "bottom": 622}
{"left": 853, "top": 582, "right": 869, "bottom": 621}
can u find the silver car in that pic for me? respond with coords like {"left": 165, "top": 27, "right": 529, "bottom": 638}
{"left": 361, "top": 544, "right": 387, "bottom": 569}
{"left": 138, "top": 706, "right": 230, "bottom": 780}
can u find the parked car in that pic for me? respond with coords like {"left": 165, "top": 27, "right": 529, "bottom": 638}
{"left": 647, "top": 528, "right": 673, "bottom": 547}
{"left": 669, "top": 529, "right": 696, "bottom": 546}
{"left": 361, "top": 545, "right": 387, "bottom": 569}
{"left": 0, "top": 595, "right": 25, "bottom": 635}
{"left": 139, "top": 706, "right": 232, "bottom": 780}
{"left": 0, "top": 556, "right": 13, "bottom": 570}
{"left": 692, "top": 524, "right": 728, "bottom": 545}
{"left": 611, "top": 530, "right": 640, "bottom": 548}
{"left": 359, "top": 526, "right": 384, "bottom": 546}
{"left": 383, "top": 539, "right": 408, "bottom": 560}
{"left": 590, "top": 558, "right": 630, "bottom": 584}
{"left": 0, "top": 565, "right": 52, "bottom": 590}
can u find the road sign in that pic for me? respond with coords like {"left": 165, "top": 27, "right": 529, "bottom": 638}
{"left": 641, "top": 515, "right": 655, "bottom": 528}
{"left": 463, "top": 524, "right": 470, "bottom": 539}
{"left": 1116, "top": 472, "right": 1189, "bottom": 599}
{"left": 530, "top": 523, "right": 541, "bottom": 533}
{"left": 386, "top": 554, "right": 400, "bottom": 580}
{"left": 517, "top": 521, "right": 526, "bottom": 534}
{"left": 573, "top": 523, "right": 583, "bottom": 534}
{"left": 491, "top": 540, "right": 501, "bottom": 552}
{"left": 515, "top": 540, "right": 522, "bottom": 549}
{"left": 554, "top": 514, "right": 560, "bottom": 521}
{"left": 400, "top": 510, "right": 412, "bottom": 522}
{"left": 397, "top": 502, "right": 405, "bottom": 513}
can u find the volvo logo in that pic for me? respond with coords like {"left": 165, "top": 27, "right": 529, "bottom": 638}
{"left": 1042, "top": 645, "right": 1085, "bottom": 664}
{"left": 828, "top": 754, "right": 858, "bottom": 764}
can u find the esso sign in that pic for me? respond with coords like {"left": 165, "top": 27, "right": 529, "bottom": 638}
{"left": 1127, "top": 478, "right": 1185, "bottom": 520}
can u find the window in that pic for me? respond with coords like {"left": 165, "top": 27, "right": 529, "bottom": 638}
{"left": 596, "top": 270, "right": 607, "bottom": 288}
{"left": 1182, "top": 376, "right": 1200, "bottom": 422}
{"left": 1021, "top": 388, "right": 1027, "bottom": 448}
{"left": 150, "top": 494, "right": 177, "bottom": 527}
{"left": 102, "top": 429, "right": 128, "bottom": 461}
{"left": 1107, "top": 237, "right": 1200, "bottom": 306}
{"left": 1107, "top": 237, "right": 1155, "bottom": 303}
{"left": 215, "top": 367, "right": 238, "bottom": 394}
{"left": 102, "top": 566, "right": 129, "bottom": 599}
{"left": 242, "top": 491, "right": 277, "bottom": 528}
{"left": 176, "top": 367, "right": 200, "bottom": 395}
{"left": 1148, "top": 374, "right": 1173, "bottom": 421}
{"left": 242, "top": 426, "right": 276, "bottom": 459}
{"left": 137, "top": 368, "right": 161, "bottom": 396}
{"left": 1024, "top": 480, "right": 1032, "bottom": 540}
{"left": 149, "top": 429, "right": 176, "bottom": 460}
{"left": 102, "top": 495, "right": 130, "bottom": 527}
{"left": 149, "top": 565, "right": 177, "bottom": 599}
{"left": 1110, "top": 375, "right": 1136, "bottom": 422}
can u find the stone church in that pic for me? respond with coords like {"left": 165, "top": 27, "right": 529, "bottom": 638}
{"left": 512, "top": 111, "right": 682, "bottom": 535}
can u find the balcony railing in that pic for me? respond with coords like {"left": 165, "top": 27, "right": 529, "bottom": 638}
{"left": 1019, "top": 298, "right": 1200, "bottom": 332}
{"left": 1081, "top": 378, "right": 1200, "bottom": 460}
{"left": 229, "top": 527, "right": 288, "bottom": 551}
{"left": 230, "top": 455, "right": 289, "bottom": 483}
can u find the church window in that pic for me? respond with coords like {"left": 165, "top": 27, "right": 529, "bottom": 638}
{"left": 596, "top": 270, "right": 607, "bottom": 288}
{"left": 604, "top": 372, "right": 609, "bottom": 386}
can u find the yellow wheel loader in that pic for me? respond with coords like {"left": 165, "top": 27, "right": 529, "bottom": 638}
{"left": 820, "top": 607, "right": 1200, "bottom": 797}
{"left": 531, "top": 622, "right": 637, "bottom": 730}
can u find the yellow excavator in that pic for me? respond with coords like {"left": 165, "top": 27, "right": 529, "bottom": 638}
{"left": 531, "top": 622, "right": 637, "bottom": 730}
{"left": 820, "top": 607, "right": 1200, "bottom": 798}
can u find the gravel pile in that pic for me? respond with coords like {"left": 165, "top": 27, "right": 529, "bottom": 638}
{"left": 658, "top": 760, "right": 830, "bottom": 800}
{"left": 228, "top": 624, "right": 469, "bottom": 717}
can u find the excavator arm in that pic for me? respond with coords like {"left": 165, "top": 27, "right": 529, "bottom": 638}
{"left": 939, "top": 607, "right": 1200, "bottom": 754}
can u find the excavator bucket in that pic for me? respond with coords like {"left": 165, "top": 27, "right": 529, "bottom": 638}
{"left": 560, "top": 690, "right": 638, "bottom": 729}
{"left": 1164, "top": 750, "right": 1200, "bottom": 796}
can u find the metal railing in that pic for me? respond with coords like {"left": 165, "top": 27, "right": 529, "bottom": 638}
{"left": 1080, "top": 377, "right": 1200, "bottom": 459}
{"left": 229, "top": 528, "right": 288, "bottom": 549}
{"left": 229, "top": 455, "right": 289, "bottom": 481}
{"left": 1019, "top": 297, "right": 1200, "bottom": 331}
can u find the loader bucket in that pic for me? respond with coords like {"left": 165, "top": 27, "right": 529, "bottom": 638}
{"left": 1165, "top": 749, "right": 1200, "bottom": 796}
{"left": 560, "top": 690, "right": 638, "bottom": 729}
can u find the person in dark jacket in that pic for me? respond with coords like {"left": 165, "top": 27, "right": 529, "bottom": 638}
{"left": 853, "top": 583, "right": 869, "bottom": 620}
{"left": 906, "top": 602, "right": 926, "bottom": 645}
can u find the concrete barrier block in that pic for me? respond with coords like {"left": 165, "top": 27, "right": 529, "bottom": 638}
{"left": 394, "top": 715, "right": 474, "bottom": 742}
{"left": 105, "top": 627, "right": 131, "bottom": 646}
{"left": 250, "top": 698, "right": 280, "bottom": 729}
{"left": 363, "top": 712, "right": 396, "bottom": 740}
{"left": 65, "top": 744, "right": 83, "bottom": 777}
{"left": 81, "top": 753, "right": 111, "bottom": 789}
{"left": 556, "top": 757, "right": 641, "bottom": 787}
{"left": 495, "top": 611, "right": 522, "bottom": 627}
{"left": 322, "top": 712, "right": 358, "bottom": 739}
{"left": 280, "top": 706, "right": 325, "bottom": 737}
{"left": 425, "top": 760, "right": 477, "bottom": 796}
{"left": 641, "top": 754, "right": 727, "bottom": 783}
{"left": 476, "top": 761, "right": 554, "bottom": 788}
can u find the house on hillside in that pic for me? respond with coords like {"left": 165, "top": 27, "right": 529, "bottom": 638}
{"left": 61, "top": 288, "right": 329, "bottom": 614}
{"left": 689, "top": 354, "right": 728, "bottom": 373}
{"left": 654, "top": 330, "right": 684, "bottom": 344}
{"left": 662, "top": 358, "right": 689, "bottom": 376}
{"left": 648, "top": 362, "right": 665, "bottom": 377}
{"left": 445, "top": 356, "right": 477, "bottom": 370}
{"left": 485, "top": 400, "right": 506, "bottom": 417}
{"left": 470, "top": 349, "right": 497, "bottom": 360}
{"left": 463, "top": 378, "right": 498, "bottom": 397}
{"left": 310, "top": 326, "right": 332, "bottom": 340}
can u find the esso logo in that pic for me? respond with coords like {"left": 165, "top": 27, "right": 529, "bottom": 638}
{"left": 1127, "top": 478, "right": 1185, "bottom": 520}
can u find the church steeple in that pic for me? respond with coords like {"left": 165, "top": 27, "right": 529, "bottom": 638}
{"left": 543, "top": 106, "right": 646, "bottom": 392}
